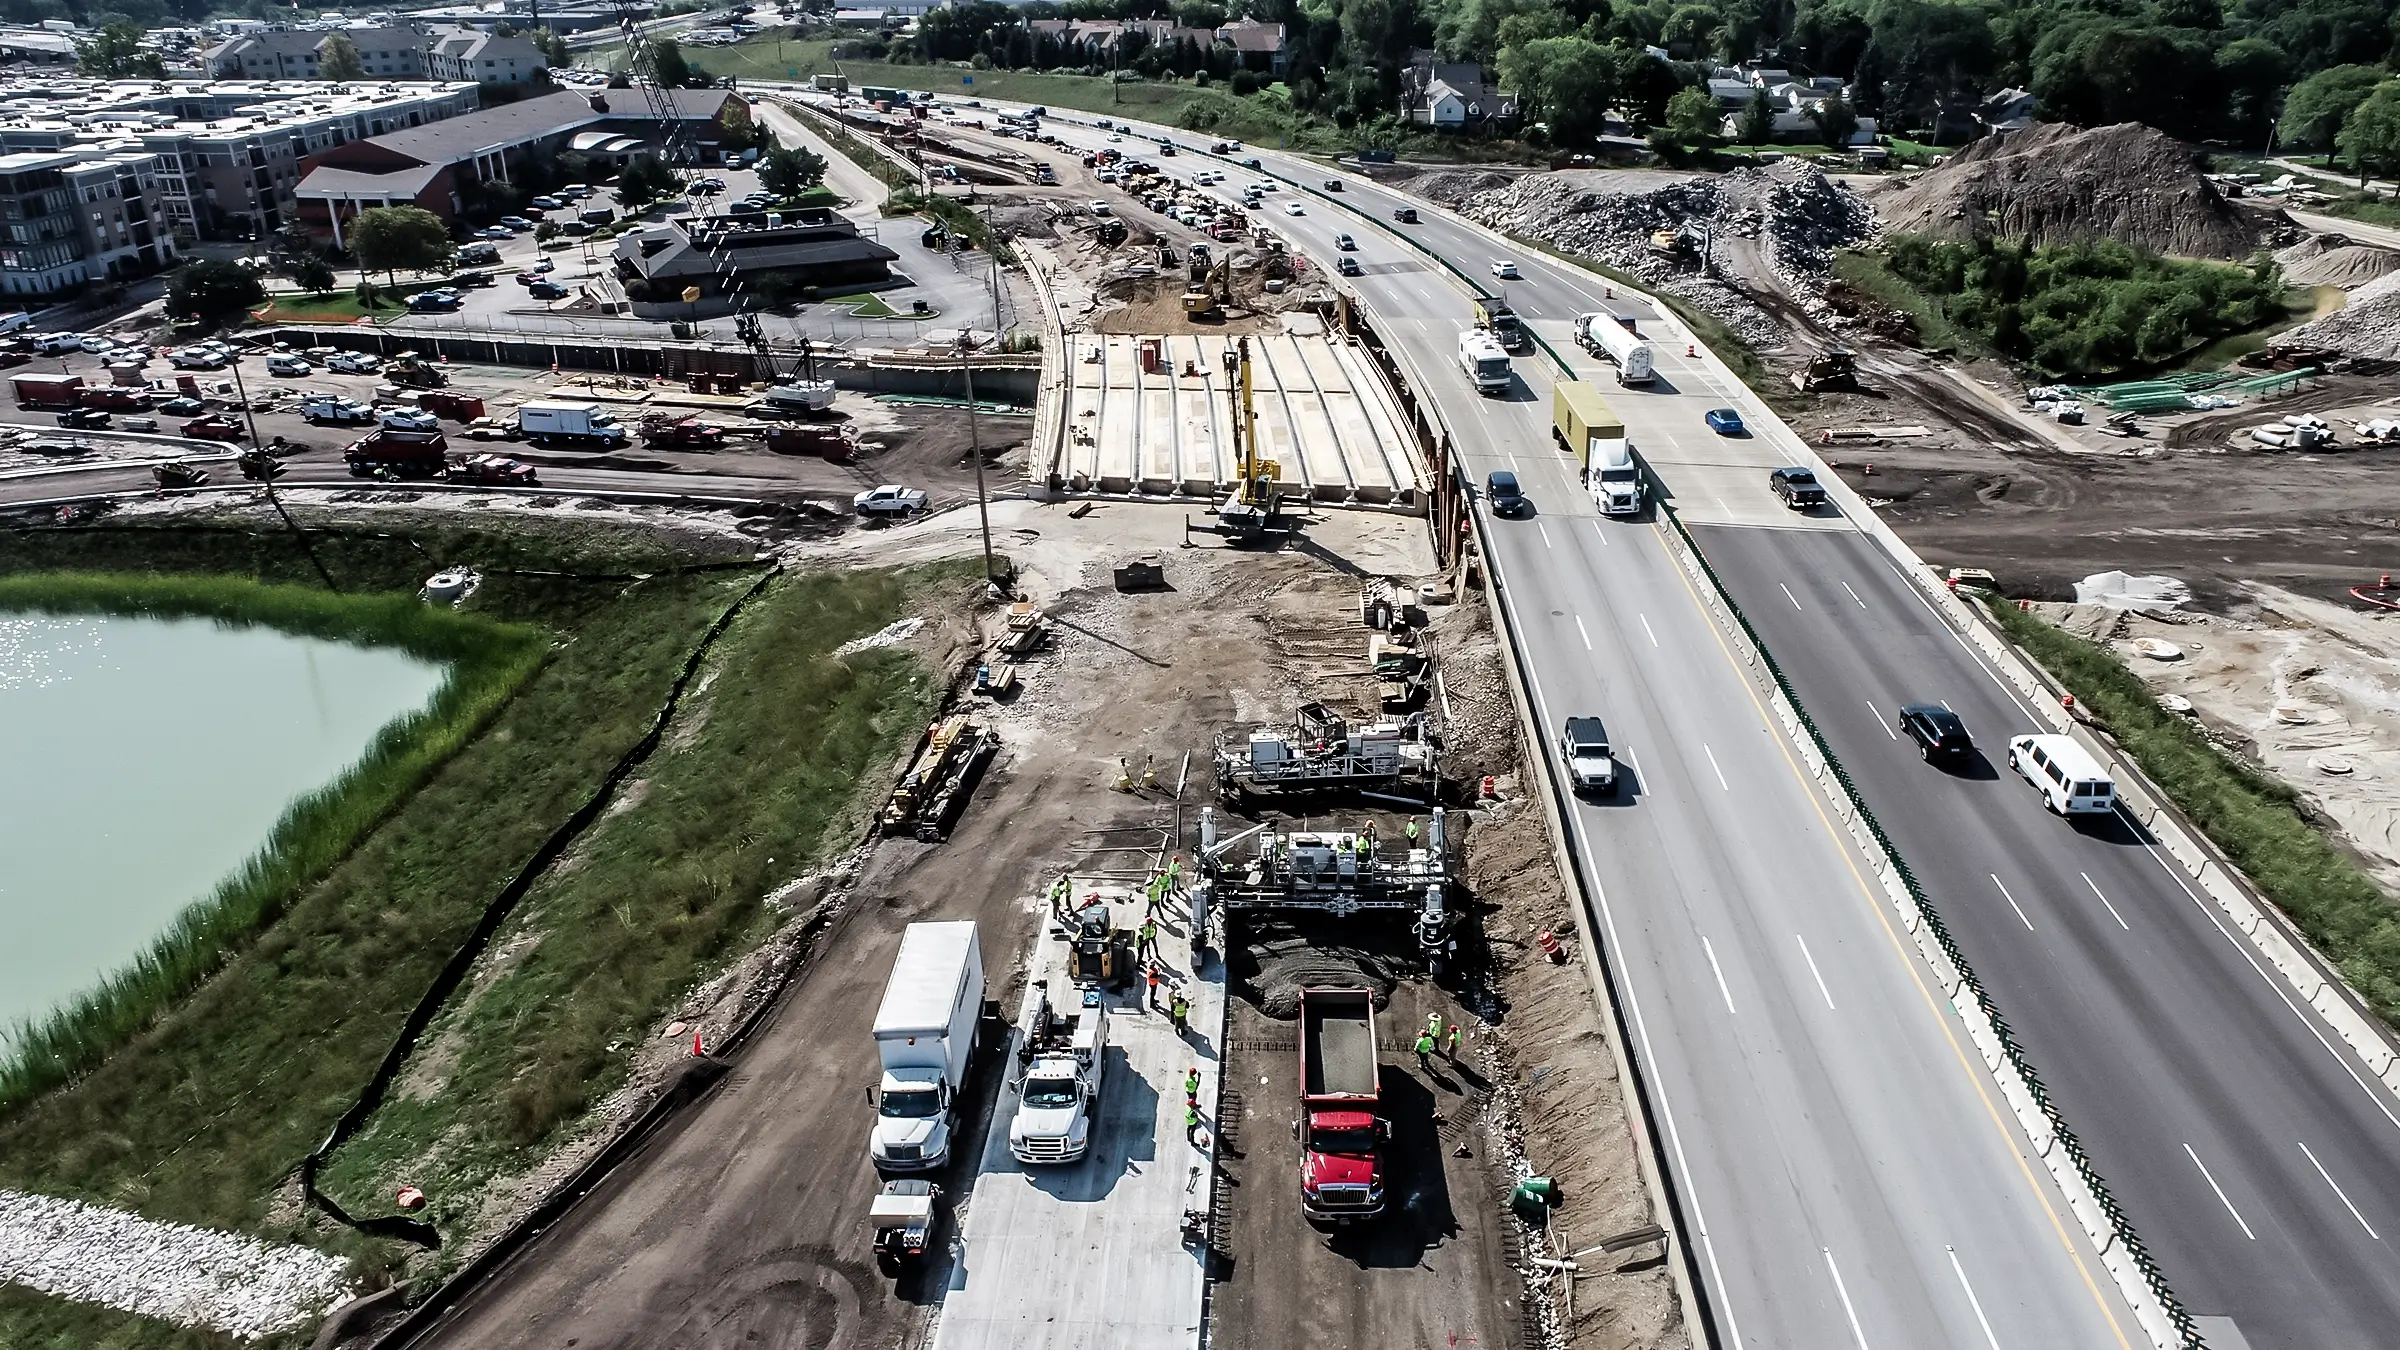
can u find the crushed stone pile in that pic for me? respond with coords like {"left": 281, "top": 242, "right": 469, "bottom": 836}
{"left": 2285, "top": 266, "right": 2400, "bottom": 358}
{"left": 1875, "top": 122, "right": 2261, "bottom": 259}
{"left": 0, "top": 1189, "right": 351, "bottom": 1338}
{"left": 2275, "top": 233, "right": 2400, "bottom": 290}
{"left": 1419, "top": 162, "right": 1876, "bottom": 347}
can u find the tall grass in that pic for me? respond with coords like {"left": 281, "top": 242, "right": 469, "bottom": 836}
{"left": 1986, "top": 599, "right": 2400, "bottom": 1023}
{"left": 0, "top": 574, "right": 547, "bottom": 1109}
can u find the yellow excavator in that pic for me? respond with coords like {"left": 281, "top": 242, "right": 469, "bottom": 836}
{"left": 1183, "top": 252, "right": 1231, "bottom": 321}
{"left": 1218, "top": 336, "right": 1285, "bottom": 539}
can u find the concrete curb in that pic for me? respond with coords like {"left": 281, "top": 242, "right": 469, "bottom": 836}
{"left": 1649, "top": 513, "right": 2188, "bottom": 1350}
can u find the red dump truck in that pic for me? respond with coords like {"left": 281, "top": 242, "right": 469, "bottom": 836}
{"left": 344, "top": 426, "right": 449, "bottom": 478}
{"left": 764, "top": 423, "right": 856, "bottom": 463}
{"left": 1298, "top": 987, "right": 1385, "bottom": 1223}
{"left": 418, "top": 390, "right": 486, "bottom": 422}
{"left": 12, "top": 372, "right": 81, "bottom": 408}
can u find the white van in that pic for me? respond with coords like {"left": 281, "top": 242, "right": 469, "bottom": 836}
{"left": 2007, "top": 734, "right": 2116, "bottom": 815}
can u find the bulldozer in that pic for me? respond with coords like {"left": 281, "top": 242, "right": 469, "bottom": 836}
{"left": 387, "top": 350, "right": 449, "bottom": 389}
{"left": 1790, "top": 348, "right": 1859, "bottom": 393}
{"left": 152, "top": 461, "right": 209, "bottom": 489}
{"left": 1217, "top": 336, "right": 1288, "bottom": 540}
{"left": 235, "top": 447, "right": 285, "bottom": 482}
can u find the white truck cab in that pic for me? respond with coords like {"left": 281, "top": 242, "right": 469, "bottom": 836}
{"left": 1588, "top": 438, "right": 1642, "bottom": 515}
{"left": 1008, "top": 980, "right": 1107, "bottom": 1164}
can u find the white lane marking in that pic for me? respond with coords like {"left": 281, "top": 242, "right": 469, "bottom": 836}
{"left": 1639, "top": 613, "right": 1659, "bottom": 648}
{"left": 1868, "top": 702, "right": 1895, "bottom": 739}
{"left": 1703, "top": 744, "right": 1729, "bottom": 791}
{"left": 1619, "top": 749, "right": 1641, "bottom": 779}
{"left": 1591, "top": 520, "right": 1610, "bottom": 546}
{"left": 2080, "top": 872, "right": 2131, "bottom": 931}
{"left": 2299, "top": 1140, "right": 2381, "bottom": 1239}
{"left": 1575, "top": 615, "right": 1592, "bottom": 651}
{"left": 1989, "top": 874, "right": 2036, "bottom": 932}
{"left": 1797, "top": 934, "right": 1836, "bottom": 1010}
{"left": 1779, "top": 582, "right": 1804, "bottom": 611}
{"left": 1537, "top": 521, "right": 1553, "bottom": 549}
{"left": 1842, "top": 580, "right": 1867, "bottom": 609}
{"left": 1510, "top": 454, "right": 1522, "bottom": 472}
{"left": 1823, "top": 1247, "right": 1871, "bottom": 1349}
{"left": 2185, "top": 1143, "right": 2257, "bottom": 1239}
{"left": 1702, "top": 936, "right": 1737, "bottom": 1015}
{"left": 1946, "top": 1246, "right": 2003, "bottom": 1350}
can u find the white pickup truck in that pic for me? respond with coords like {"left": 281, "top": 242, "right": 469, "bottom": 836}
{"left": 854, "top": 484, "right": 930, "bottom": 517}
{"left": 1009, "top": 981, "right": 1106, "bottom": 1165}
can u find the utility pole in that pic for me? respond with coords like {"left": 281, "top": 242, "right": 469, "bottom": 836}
{"left": 962, "top": 227, "right": 1002, "bottom": 594}
{"left": 227, "top": 338, "right": 339, "bottom": 592}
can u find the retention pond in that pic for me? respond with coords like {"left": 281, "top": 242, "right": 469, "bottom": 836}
{"left": 0, "top": 611, "right": 447, "bottom": 1047}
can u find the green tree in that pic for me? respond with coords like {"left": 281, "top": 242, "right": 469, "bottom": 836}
{"left": 166, "top": 260, "right": 266, "bottom": 328}
{"left": 291, "top": 256, "right": 338, "bottom": 296}
{"left": 615, "top": 153, "right": 679, "bottom": 210}
{"left": 2338, "top": 82, "right": 2400, "bottom": 186}
{"left": 1499, "top": 37, "right": 1617, "bottom": 146}
{"left": 2280, "top": 64, "right": 2383, "bottom": 153}
{"left": 1738, "top": 88, "right": 1775, "bottom": 146}
{"left": 75, "top": 22, "right": 164, "bottom": 78}
{"left": 319, "top": 34, "right": 367, "bottom": 82}
{"left": 532, "top": 28, "right": 571, "bottom": 66}
{"left": 1665, "top": 86, "right": 1718, "bottom": 147}
{"left": 758, "top": 144, "right": 829, "bottom": 197}
{"left": 2215, "top": 37, "right": 2289, "bottom": 148}
{"left": 649, "top": 38, "right": 701, "bottom": 88}
{"left": 349, "top": 205, "right": 454, "bottom": 285}
{"left": 1810, "top": 95, "right": 1858, "bottom": 147}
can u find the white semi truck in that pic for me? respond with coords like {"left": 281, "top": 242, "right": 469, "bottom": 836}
{"left": 1008, "top": 980, "right": 1107, "bottom": 1165}
{"left": 1574, "top": 312, "right": 1655, "bottom": 385}
{"left": 1457, "top": 329, "right": 1511, "bottom": 396}
{"left": 870, "top": 920, "right": 985, "bottom": 1173}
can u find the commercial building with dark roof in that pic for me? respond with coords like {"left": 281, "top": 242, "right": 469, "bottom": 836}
{"left": 293, "top": 87, "right": 746, "bottom": 243}
{"left": 611, "top": 210, "right": 898, "bottom": 315}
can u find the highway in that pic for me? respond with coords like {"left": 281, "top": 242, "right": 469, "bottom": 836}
{"left": 975, "top": 101, "right": 2400, "bottom": 1347}
{"left": 983, "top": 105, "right": 2147, "bottom": 1346}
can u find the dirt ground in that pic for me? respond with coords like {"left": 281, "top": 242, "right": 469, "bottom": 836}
{"left": 2037, "top": 591, "right": 2400, "bottom": 902}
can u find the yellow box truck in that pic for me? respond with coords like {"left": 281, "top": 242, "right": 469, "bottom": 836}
{"left": 1553, "top": 382, "right": 1641, "bottom": 515}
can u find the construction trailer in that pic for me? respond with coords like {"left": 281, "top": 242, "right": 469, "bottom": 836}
{"left": 1213, "top": 703, "right": 1437, "bottom": 802}
{"left": 1194, "top": 805, "right": 1457, "bottom": 964}
{"left": 882, "top": 714, "right": 998, "bottom": 842}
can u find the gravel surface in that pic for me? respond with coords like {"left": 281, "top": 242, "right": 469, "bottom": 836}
{"left": 2276, "top": 233, "right": 2400, "bottom": 290}
{"left": 0, "top": 1189, "right": 350, "bottom": 1338}
{"left": 2285, "top": 265, "right": 2400, "bottom": 357}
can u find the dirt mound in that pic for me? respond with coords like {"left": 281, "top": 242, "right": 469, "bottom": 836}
{"left": 1876, "top": 122, "right": 2259, "bottom": 259}
{"left": 1410, "top": 169, "right": 1514, "bottom": 205}
{"left": 2286, "top": 265, "right": 2400, "bottom": 357}
{"left": 2276, "top": 233, "right": 2400, "bottom": 289}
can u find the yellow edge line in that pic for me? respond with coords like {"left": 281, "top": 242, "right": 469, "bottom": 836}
{"left": 1647, "top": 521, "right": 2137, "bottom": 1350}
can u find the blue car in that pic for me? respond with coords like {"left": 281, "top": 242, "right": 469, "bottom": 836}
{"left": 1705, "top": 408, "right": 1746, "bottom": 436}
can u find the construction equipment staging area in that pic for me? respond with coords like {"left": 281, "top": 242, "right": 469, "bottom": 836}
{"left": 1050, "top": 330, "right": 1427, "bottom": 507}
{"left": 933, "top": 879, "right": 1223, "bottom": 1350}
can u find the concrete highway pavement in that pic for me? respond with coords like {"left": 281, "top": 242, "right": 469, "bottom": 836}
{"left": 988, "top": 103, "right": 2149, "bottom": 1345}
{"left": 1705, "top": 524, "right": 2400, "bottom": 1350}
{"left": 1060, "top": 112, "right": 2400, "bottom": 1346}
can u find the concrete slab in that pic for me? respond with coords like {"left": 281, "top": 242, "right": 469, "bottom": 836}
{"left": 933, "top": 881, "right": 1222, "bottom": 1350}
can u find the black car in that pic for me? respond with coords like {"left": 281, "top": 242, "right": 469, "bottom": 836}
{"left": 1769, "top": 466, "right": 1828, "bottom": 509}
{"left": 1897, "top": 703, "right": 1973, "bottom": 762}
{"left": 56, "top": 407, "right": 110, "bottom": 428}
{"left": 527, "top": 280, "right": 569, "bottom": 299}
{"left": 1486, "top": 469, "right": 1526, "bottom": 516}
{"left": 157, "top": 396, "right": 204, "bottom": 416}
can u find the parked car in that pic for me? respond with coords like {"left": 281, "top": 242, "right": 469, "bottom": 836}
{"left": 497, "top": 215, "right": 538, "bottom": 231}
{"left": 180, "top": 414, "right": 246, "bottom": 441}
{"left": 1704, "top": 408, "right": 1746, "bottom": 436}
{"left": 157, "top": 396, "right": 204, "bottom": 415}
{"left": 854, "top": 484, "right": 930, "bottom": 517}
{"left": 532, "top": 258, "right": 555, "bottom": 274}
{"left": 408, "top": 291, "right": 461, "bottom": 312}
{"left": 265, "top": 354, "right": 313, "bottom": 377}
{"left": 474, "top": 225, "right": 515, "bottom": 239}
{"left": 447, "top": 453, "right": 539, "bottom": 486}
{"left": 1485, "top": 469, "right": 1526, "bottom": 516}
{"left": 527, "top": 280, "right": 568, "bottom": 299}
{"left": 1897, "top": 704, "right": 1974, "bottom": 763}
{"left": 1769, "top": 466, "right": 1828, "bottom": 509}
{"left": 77, "top": 334, "right": 116, "bottom": 353}
{"left": 516, "top": 270, "right": 543, "bottom": 286}
{"left": 169, "top": 348, "right": 227, "bottom": 370}
{"left": 33, "top": 332, "right": 84, "bottom": 354}
{"left": 56, "top": 407, "right": 110, "bottom": 428}
{"left": 529, "top": 195, "right": 565, "bottom": 210}
{"left": 327, "top": 352, "right": 381, "bottom": 374}
{"left": 379, "top": 408, "right": 439, "bottom": 431}
{"left": 1088, "top": 201, "right": 1112, "bottom": 216}
{"left": 1491, "top": 260, "right": 1521, "bottom": 280}
{"left": 690, "top": 177, "right": 726, "bottom": 194}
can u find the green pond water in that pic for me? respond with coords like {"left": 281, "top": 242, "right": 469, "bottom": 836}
{"left": 0, "top": 611, "right": 448, "bottom": 1046}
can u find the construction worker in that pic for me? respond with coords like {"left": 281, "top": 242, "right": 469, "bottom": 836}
{"left": 1167, "top": 855, "right": 1182, "bottom": 888}
{"left": 1406, "top": 818, "right": 1420, "bottom": 846}
{"left": 1186, "top": 1103, "right": 1203, "bottom": 1143}
{"left": 1425, "top": 1011, "right": 1445, "bottom": 1041}
{"left": 1116, "top": 756, "right": 1133, "bottom": 791}
{"left": 1147, "top": 961, "right": 1163, "bottom": 1011}
{"left": 1185, "top": 1066, "right": 1202, "bottom": 1103}
{"left": 1446, "top": 1023, "right": 1463, "bottom": 1062}
{"left": 1138, "top": 917, "right": 1159, "bottom": 960}
{"left": 1170, "top": 990, "right": 1190, "bottom": 1034}
{"left": 1414, "top": 1029, "right": 1436, "bottom": 1070}
{"left": 1143, "top": 754, "right": 1159, "bottom": 790}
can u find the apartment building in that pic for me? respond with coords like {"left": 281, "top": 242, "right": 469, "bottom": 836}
{"left": 0, "top": 78, "right": 478, "bottom": 240}
{"left": 207, "top": 25, "right": 430, "bottom": 81}
{"left": 65, "top": 150, "right": 175, "bottom": 281}
{"left": 426, "top": 28, "right": 549, "bottom": 85}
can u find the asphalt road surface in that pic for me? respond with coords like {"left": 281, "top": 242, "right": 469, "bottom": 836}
{"left": 966, "top": 95, "right": 2400, "bottom": 1347}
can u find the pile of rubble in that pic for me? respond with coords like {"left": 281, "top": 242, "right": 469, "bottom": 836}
{"left": 1873, "top": 122, "right": 2267, "bottom": 259}
{"left": 2286, "top": 266, "right": 2400, "bottom": 359}
{"left": 0, "top": 1189, "right": 351, "bottom": 1338}
{"left": 2275, "top": 232, "right": 2400, "bottom": 290}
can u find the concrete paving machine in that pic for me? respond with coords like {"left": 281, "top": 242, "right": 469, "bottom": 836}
{"left": 1194, "top": 806, "right": 1457, "bottom": 965}
{"left": 1214, "top": 703, "right": 1436, "bottom": 802}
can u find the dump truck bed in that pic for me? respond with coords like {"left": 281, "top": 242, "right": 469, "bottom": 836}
{"left": 1301, "top": 989, "right": 1377, "bottom": 1099}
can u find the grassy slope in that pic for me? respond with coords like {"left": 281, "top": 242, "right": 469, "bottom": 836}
{"left": 1829, "top": 249, "right": 1981, "bottom": 355}
{"left": 1986, "top": 600, "right": 2400, "bottom": 1023}
{"left": 0, "top": 524, "right": 759, "bottom": 1347}
{"left": 318, "top": 564, "right": 965, "bottom": 1270}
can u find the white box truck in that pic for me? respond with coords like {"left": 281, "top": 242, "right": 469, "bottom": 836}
{"left": 1575, "top": 312, "right": 1655, "bottom": 385}
{"left": 1458, "top": 329, "right": 1511, "bottom": 396}
{"left": 870, "top": 920, "right": 985, "bottom": 1173}
{"left": 516, "top": 399, "right": 629, "bottom": 448}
